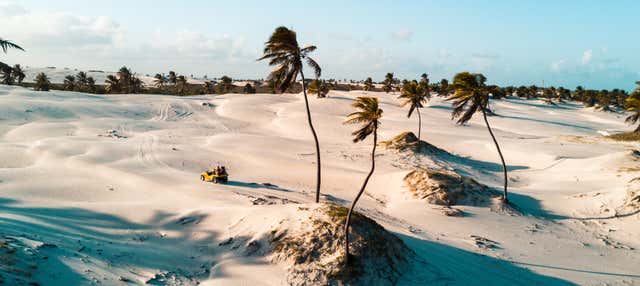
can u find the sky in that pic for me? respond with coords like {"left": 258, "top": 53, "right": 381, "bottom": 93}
{"left": 1, "top": 0, "right": 638, "bottom": 90}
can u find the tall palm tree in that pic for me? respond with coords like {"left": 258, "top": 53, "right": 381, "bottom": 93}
{"left": 33, "top": 72, "right": 50, "bottom": 91}
{"left": 63, "top": 75, "right": 76, "bottom": 91}
{"left": 258, "top": 26, "right": 323, "bottom": 203}
{"left": 448, "top": 72, "right": 509, "bottom": 204}
{"left": 399, "top": 80, "right": 429, "bottom": 140}
{"left": 12, "top": 64, "right": 25, "bottom": 84}
{"left": 0, "top": 38, "right": 24, "bottom": 53}
{"left": 105, "top": 75, "right": 120, "bottom": 93}
{"left": 343, "top": 96, "right": 383, "bottom": 265}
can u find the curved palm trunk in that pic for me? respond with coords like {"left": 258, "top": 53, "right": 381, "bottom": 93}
{"left": 299, "top": 69, "right": 322, "bottom": 203}
{"left": 344, "top": 123, "right": 377, "bottom": 265}
{"left": 481, "top": 108, "right": 508, "bottom": 203}
{"left": 417, "top": 108, "right": 422, "bottom": 141}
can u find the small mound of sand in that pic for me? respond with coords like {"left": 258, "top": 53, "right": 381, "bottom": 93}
{"left": 271, "top": 204, "right": 412, "bottom": 286}
{"left": 404, "top": 168, "right": 499, "bottom": 206}
{"left": 380, "top": 132, "right": 449, "bottom": 155}
{"left": 624, "top": 178, "right": 640, "bottom": 210}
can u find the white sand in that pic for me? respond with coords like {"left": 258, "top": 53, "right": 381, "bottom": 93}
{"left": 0, "top": 84, "right": 638, "bottom": 285}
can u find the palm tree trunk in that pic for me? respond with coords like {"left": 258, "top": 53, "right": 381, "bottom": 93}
{"left": 417, "top": 108, "right": 422, "bottom": 141}
{"left": 299, "top": 69, "right": 322, "bottom": 203}
{"left": 344, "top": 123, "right": 377, "bottom": 265}
{"left": 481, "top": 108, "right": 508, "bottom": 203}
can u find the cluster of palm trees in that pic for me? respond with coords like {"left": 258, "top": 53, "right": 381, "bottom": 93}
{"left": 105, "top": 66, "right": 143, "bottom": 94}
{"left": 258, "top": 27, "right": 518, "bottom": 267}
{"left": 623, "top": 82, "right": 640, "bottom": 132}
{"left": 63, "top": 71, "right": 97, "bottom": 93}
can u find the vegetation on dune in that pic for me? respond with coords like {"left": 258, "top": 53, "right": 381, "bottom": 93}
{"left": 404, "top": 168, "right": 498, "bottom": 206}
{"left": 307, "top": 79, "right": 329, "bottom": 98}
{"left": 271, "top": 204, "right": 411, "bottom": 285}
{"left": 343, "top": 96, "right": 383, "bottom": 265}
{"left": 448, "top": 72, "right": 510, "bottom": 205}
{"left": 258, "top": 26, "right": 323, "bottom": 203}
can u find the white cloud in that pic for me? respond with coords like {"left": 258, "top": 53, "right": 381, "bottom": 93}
{"left": 551, "top": 59, "right": 566, "bottom": 71}
{"left": 391, "top": 28, "right": 413, "bottom": 41}
{"left": 581, "top": 49, "right": 593, "bottom": 65}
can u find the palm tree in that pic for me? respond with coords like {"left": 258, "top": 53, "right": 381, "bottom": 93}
{"left": 0, "top": 38, "right": 24, "bottom": 53}
{"left": 383, "top": 73, "right": 394, "bottom": 93}
{"left": 448, "top": 72, "right": 509, "bottom": 204}
{"left": 12, "top": 64, "right": 25, "bottom": 84}
{"left": 203, "top": 81, "right": 214, "bottom": 94}
{"left": 0, "top": 64, "right": 13, "bottom": 85}
{"left": 117, "top": 67, "right": 133, "bottom": 93}
{"left": 258, "top": 26, "right": 323, "bottom": 203}
{"left": 86, "top": 76, "right": 96, "bottom": 93}
{"left": 624, "top": 84, "right": 640, "bottom": 132}
{"left": 168, "top": 71, "right": 177, "bottom": 85}
{"left": 419, "top": 73, "right": 429, "bottom": 89}
{"left": 243, "top": 83, "right": 256, "bottom": 94}
{"left": 105, "top": 75, "right": 120, "bottom": 93}
{"left": 176, "top": 75, "right": 187, "bottom": 95}
{"left": 308, "top": 79, "right": 329, "bottom": 98}
{"left": 33, "top": 72, "right": 50, "bottom": 91}
{"left": 399, "top": 80, "right": 429, "bottom": 140}
{"left": 219, "top": 75, "right": 233, "bottom": 93}
{"left": 154, "top": 73, "right": 166, "bottom": 88}
{"left": 440, "top": 79, "right": 450, "bottom": 96}
{"left": 343, "top": 96, "right": 383, "bottom": 265}
{"left": 63, "top": 75, "right": 76, "bottom": 91}
{"left": 363, "top": 77, "right": 373, "bottom": 91}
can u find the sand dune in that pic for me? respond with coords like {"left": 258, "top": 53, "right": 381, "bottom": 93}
{"left": 0, "top": 85, "right": 639, "bottom": 285}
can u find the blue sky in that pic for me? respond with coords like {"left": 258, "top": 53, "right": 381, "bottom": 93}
{"left": 1, "top": 0, "right": 638, "bottom": 90}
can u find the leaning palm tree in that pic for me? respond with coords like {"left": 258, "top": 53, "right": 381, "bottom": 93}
{"left": 399, "top": 80, "right": 429, "bottom": 140}
{"left": 343, "top": 96, "right": 383, "bottom": 265}
{"left": 63, "top": 75, "right": 76, "bottom": 91}
{"left": 105, "top": 75, "right": 120, "bottom": 93}
{"left": 258, "top": 26, "right": 323, "bottom": 203}
{"left": 448, "top": 72, "right": 509, "bottom": 204}
{"left": 0, "top": 38, "right": 24, "bottom": 53}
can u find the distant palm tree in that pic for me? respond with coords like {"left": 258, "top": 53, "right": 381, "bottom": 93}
{"left": 168, "top": 71, "right": 177, "bottom": 85}
{"left": 75, "top": 71, "right": 88, "bottom": 91}
{"left": 363, "top": 77, "right": 373, "bottom": 91}
{"left": 258, "top": 26, "right": 323, "bottom": 203}
{"left": 0, "top": 64, "right": 13, "bottom": 85}
{"left": 203, "top": 81, "right": 214, "bottom": 94}
{"left": 63, "top": 75, "right": 76, "bottom": 91}
{"left": 448, "top": 72, "right": 509, "bottom": 204}
{"left": 419, "top": 73, "right": 429, "bottom": 89}
{"left": 86, "top": 76, "right": 96, "bottom": 93}
{"left": 624, "top": 84, "right": 640, "bottom": 132}
{"left": 105, "top": 75, "right": 120, "bottom": 93}
{"left": 219, "top": 75, "right": 233, "bottom": 93}
{"left": 399, "top": 80, "right": 429, "bottom": 140}
{"left": 308, "top": 79, "right": 329, "bottom": 98}
{"left": 243, "top": 83, "right": 256, "bottom": 94}
{"left": 12, "top": 64, "right": 25, "bottom": 84}
{"left": 154, "top": 73, "right": 166, "bottom": 88}
{"left": 343, "top": 96, "right": 383, "bottom": 265}
{"left": 117, "top": 67, "right": 132, "bottom": 93}
{"left": 383, "top": 73, "right": 394, "bottom": 93}
{"left": 131, "top": 77, "right": 143, "bottom": 93}
{"left": 176, "top": 75, "right": 187, "bottom": 95}
{"left": 33, "top": 72, "right": 50, "bottom": 91}
{"left": 0, "top": 38, "right": 24, "bottom": 53}
{"left": 439, "top": 78, "right": 450, "bottom": 96}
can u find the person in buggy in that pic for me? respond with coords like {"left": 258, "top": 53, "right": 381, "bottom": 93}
{"left": 200, "top": 165, "right": 229, "bottom": 184}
